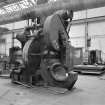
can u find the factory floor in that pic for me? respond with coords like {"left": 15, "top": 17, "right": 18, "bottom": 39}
{"left": 0, "top": 74, "right": 105, "bottom": 105}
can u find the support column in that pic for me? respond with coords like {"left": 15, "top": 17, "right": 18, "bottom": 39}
{"left": 83, "top": 10, "right": 89, "bottom": 64}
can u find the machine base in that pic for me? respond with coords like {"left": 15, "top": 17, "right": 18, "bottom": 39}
{"left": 10, "top": 69, "right": 78, "bottom": 90}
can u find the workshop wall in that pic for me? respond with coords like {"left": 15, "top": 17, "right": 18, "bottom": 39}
{"left": 0, "top": 33, "right": 21, "bottom": 56}
{"left": 1, "top": 6, "right": 105, "bottom": 56}
{"left": 70, "top": 6, "right": 105, "bottom": 54}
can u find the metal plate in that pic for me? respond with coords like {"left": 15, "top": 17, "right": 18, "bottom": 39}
{"left": 23, "top": 37, "right": 41, "bottom": 73}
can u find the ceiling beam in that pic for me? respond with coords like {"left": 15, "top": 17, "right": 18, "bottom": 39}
{"left": 0, "top": 0, "right": 22, "bottom": 7}
{"left": 0, "top": 0, "right": 105, "bottom": 25}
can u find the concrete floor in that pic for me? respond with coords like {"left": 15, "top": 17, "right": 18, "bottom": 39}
{"left": 0, "top": 75, "right": 105, "bottom": 105}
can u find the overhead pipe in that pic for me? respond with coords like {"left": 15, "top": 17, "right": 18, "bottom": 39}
{"left": 0, "top": 0, "right": 105, "bottom": 25}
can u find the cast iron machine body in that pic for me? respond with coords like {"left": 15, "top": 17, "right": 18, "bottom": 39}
{"left": 10, "top": 10, "right": 78, "bottom": 90}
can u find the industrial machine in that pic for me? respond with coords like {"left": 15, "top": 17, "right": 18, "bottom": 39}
{"left": 10, "top": 10, "right": 78, "bottom": 90}
{"left": 0, "top": 55, "right": 10, "bottom": 76}
{"left": 0, "top": 0, "right": 105, "bottom": 90}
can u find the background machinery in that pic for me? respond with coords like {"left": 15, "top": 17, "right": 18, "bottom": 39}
{"left": 74, "top": 49, "right": 105, "bottom": 75}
